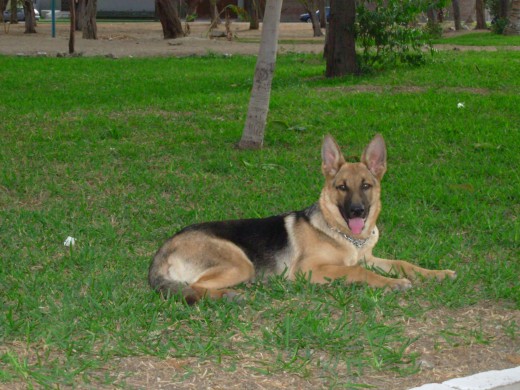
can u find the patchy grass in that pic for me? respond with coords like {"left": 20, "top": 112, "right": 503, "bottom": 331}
{"left": 0, "top": 50, "right": 519, "bottom": 388}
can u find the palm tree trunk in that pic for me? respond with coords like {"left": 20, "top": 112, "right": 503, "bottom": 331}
{"left": 504, "top": 0, "right": 520, "bottom": 34}
{"left": 239, "top": 0, "right": 283, "bottom": 149}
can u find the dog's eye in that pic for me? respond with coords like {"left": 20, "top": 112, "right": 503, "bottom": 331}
{"left": 336, "top": 184, "right": 348, "bottom": 192}
{"left": 361, "top": 183, "right": 372, "bottom": 191}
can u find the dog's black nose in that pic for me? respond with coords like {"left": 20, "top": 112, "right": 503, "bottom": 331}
{"left": 350, "top": 204, "right": 365, "bottom": 217}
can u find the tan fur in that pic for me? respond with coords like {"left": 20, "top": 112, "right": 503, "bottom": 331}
{"left": 149, "top": 134, "right": 456, "bottom": 303}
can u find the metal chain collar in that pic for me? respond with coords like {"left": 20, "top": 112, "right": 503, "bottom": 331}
{"left": 327, "top": 225, "right": 374, "bottom": 248}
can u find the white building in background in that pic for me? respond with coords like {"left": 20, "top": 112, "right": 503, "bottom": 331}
{"left": 35, "top": 0, "right": 155, "bottom": 18}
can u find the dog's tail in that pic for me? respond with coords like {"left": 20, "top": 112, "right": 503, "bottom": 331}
{"left": 148, "top": 249, "right": 201, "bottom": 304}
{"left": 148, "top": 275, "right": 201, "bottom": 304}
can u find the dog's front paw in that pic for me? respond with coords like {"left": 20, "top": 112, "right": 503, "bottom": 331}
{"left": 388, "top": 278, "right": 412, "bottom": 291}
{"left": 435, "top": 269, "right": 457, "bottom": 281}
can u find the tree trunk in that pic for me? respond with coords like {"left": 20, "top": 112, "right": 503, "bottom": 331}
{"left": 475, "top": 0, "right": 487, "bottom": 29}
{"left": 499, "top": 0, "right": 509, "bottom": 19}
{"left": 452, "top": 0, "right": 462, "bottom": 30}
{"left": 325, "top": 0, "right": 358, "bottom": 78}
{"left": 0, "top": 0, "right": 7, "bottom": 13}
{"left": 318, "top": 0, "right": 326, "bottom": 28}
{"left": 9, "top": 0, "right": 17, "bottom": 23}
{"left": 247, "top": 0, "right": 259, "bottom": 30}
{"left": 239, "top": 0, "right": 283, "bottom": 149}
{"left": 306, "top": 3, "right": 323, "bottom": 37}
{"left": 437, "top": 8, "right": 444, "bottom": 23}
{"left": 76, "top": 0, "right": 84, "bottom": 31}
{"left": 22, "top": 0, "right": 37, "bottom": 33}
{"left": 427, "top": 7, "right": 437, "bottom": 27}
{"left": 504, "top": 0, "right": 520, "bottom": 34}
{"left": 209, "top": 0, "right": 220, "bottom": 29}
{"left": 156, "top": 0, "right": 184, "bottom": 39}
{"left": 69, "top": 0, "right": 76, "bottom": 53}
{"left": 82, "top": 0, "right": 97, "bottom": 39}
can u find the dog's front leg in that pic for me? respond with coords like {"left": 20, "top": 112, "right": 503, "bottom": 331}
{"left": 298, "top": 260, "right": 412, "bottom": 291}
{"left": 363, "top": 252, "right": 456, "bottom": 282}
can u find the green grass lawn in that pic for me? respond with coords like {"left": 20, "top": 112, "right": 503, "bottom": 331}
{"left": 0, "top": 49, "right": 519, "bottom": 388}
{"left": 433, "top": 30, "right": 520, "bottom": 46}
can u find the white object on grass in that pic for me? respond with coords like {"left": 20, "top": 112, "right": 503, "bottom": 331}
{"left": 64, "top": 236, "right": 76, "bottom": 247}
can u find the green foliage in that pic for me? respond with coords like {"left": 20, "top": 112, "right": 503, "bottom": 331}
{"left": 423, "top": 17, "right": 444, "bottom": 38}
{"left": 356, "top": 0, "right": 432, "bottom": 69}
{"left": 491, "top": 17, "right": 509, "bottom": 34}
{"left": 185, "top": 13, "right": 197, "bottom": 22}
{"left": 226, "top": 5, "right": 249, "bottom": 21}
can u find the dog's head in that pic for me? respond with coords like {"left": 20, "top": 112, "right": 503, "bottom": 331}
{"left": 320, "top": 134, "right": 386, "bottom": 238}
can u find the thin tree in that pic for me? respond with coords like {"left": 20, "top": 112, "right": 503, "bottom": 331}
{"left": 156, "top": 0, "right": 184, "bottom": 39}
{"left": 246, "top": 0, "right": 259, "bottom": 30}
{"left": 209, "top": 0, "right": 220, "bottom": 29}
{"left": 69, "top": 0, "right": 76, "bottom": 53}
{"left": 82, "top": 0, "right": 97, "bottom": 39}
{"left": 22, "top": 0, "right": 36, "bottom": 33}
{"left": 318, "top": 0, "right": 326, "bottom": 28}
{"left": 475, "top": 0, "right": 487, "bottom": 29}
{"left": 239, "top": 0, "right": 283, "bottom": 149}
{"left": 325, "top": 0, "right": 358, "bottom": 77}
{"left": 9, "top": 0, "right": 17, "bottom": 23}
{"left": 504, "top": 0, "right": 520, "bottom": 34}
{"left": 75, "top": 0, "right": 84, "bottom": 31}
{"left": 426, "top": 6, "right": 438, "bottom": 31}
{"left": 300, "top": 0, "right": 323, "bottom": 37}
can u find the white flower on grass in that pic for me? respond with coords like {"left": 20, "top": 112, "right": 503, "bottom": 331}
{"left": 64, "top": 236, "right": 76, "bottom": 247}
{"left": 457, "top": 102, "right": 465, "bottom": 108}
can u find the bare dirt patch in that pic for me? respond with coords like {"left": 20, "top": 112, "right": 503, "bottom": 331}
{"left": 0, "top": 302, "right": 507, "bottom": 389}
{"left": 0, "top": 21, "right": 325, "bottom": 58}
{"left": 1, "top": 302, "right": 517, "bottom": 389}
{"left": 104, "top": 302, "right": 519, "bottom": 389}
{"left": 316, "top": 85, "right": 492, "bottom": 95}
{"left": 3, "top": 21, "right": 516, "bottom": 58}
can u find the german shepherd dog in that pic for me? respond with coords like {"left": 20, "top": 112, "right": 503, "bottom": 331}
{"left": 149, "top": 134, "right": 456, "bottom": 303}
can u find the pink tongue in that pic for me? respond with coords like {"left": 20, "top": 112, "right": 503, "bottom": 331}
{"left": 348, "top": 218, "right": 365, "bottom": 235}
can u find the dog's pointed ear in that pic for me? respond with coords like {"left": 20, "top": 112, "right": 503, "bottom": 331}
{"left": 321, "top": 135, "right": 345, "bottom": 177}
{"left": 362, "top": 134, "right": 387, "bottom": 180}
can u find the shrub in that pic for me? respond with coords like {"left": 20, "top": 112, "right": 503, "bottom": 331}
{"left": 356, "top": 0, "right": 434, "bottom": 69}
{"left": 485, "top": 0, "right": 510, "bottom": 34}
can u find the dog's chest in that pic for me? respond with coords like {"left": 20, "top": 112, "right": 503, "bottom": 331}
{"left": 330, "top": 227, "right": 379, "bottom": 266}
